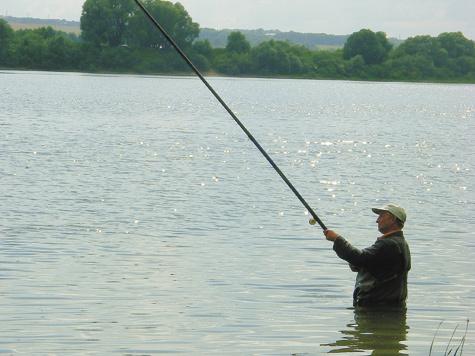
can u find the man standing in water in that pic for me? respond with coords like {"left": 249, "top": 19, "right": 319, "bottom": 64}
{"left": 324, "top": 203, "right": 411, "bottom": 307}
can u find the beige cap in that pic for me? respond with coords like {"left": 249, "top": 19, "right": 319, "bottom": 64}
{"left": 372, "top": 203, "right": 407, "bottom": 222}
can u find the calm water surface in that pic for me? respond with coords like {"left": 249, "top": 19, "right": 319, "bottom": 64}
{"left": 1, "top": 71, "right": 474, "bottom": 355}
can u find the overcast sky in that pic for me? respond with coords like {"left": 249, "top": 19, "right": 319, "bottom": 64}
{"left": 1, "top": 0, "right": 474, "bottom": 40}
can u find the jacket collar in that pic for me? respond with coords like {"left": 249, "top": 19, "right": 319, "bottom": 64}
{"left": 377, "top": 229, "right": 403, "bottom": 240}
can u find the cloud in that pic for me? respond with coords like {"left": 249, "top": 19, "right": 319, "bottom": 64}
{"left": 176, "top": 0, "right": 473, "bottom": 38}
{"left": 2, "top": 0, "right": 473, "bottom": 39}
{"left": 1, "top": 0, "right": 84, "bottom": 20}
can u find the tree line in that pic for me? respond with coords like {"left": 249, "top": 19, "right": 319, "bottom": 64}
{"left": 1, "top": 15, "right": 79, "bottom": 28}
{"left": 197, "top": 28, "right": 350, "bottom": 50}
{"left": 1, "top": 0, "right": 474, "bottom": 82}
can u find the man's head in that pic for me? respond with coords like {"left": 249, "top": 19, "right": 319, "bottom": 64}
{"left": 372, "top": 203, "right": 406, "bottom": 233}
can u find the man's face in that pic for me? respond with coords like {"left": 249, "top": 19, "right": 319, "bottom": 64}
{"left": 376, "top": 211, "right": 396, "bottom": 234}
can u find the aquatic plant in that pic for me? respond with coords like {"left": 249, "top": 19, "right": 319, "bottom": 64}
{"left": 429, "top": 319, "right": 469, "bottom": 356}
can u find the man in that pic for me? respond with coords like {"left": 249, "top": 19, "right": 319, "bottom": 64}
{"left": 324, "top": 203, "right": 411, "bottom": 307}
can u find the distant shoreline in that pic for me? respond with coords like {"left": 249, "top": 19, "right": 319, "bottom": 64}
{"left": 1, "top": 15, "right": 80, "bottom": 26}
{"left": 2, "top": 15, "right": 81, "bottom": 34}
{"left": 2, "top": 16, "right": 473, "bottom": 83}
{"left": 1, "top": 68, "right": 473, "bottom": 85}
{"left": 1, "top": 15, "right": 352, "bottom": 49}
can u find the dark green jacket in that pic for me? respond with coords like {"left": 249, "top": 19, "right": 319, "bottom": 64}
{"left": 333, "top": 231, "right": 411, "bottom": 306}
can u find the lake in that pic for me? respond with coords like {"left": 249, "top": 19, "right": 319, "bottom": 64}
{"left": 1, "top": 71, "right": 473, "bottom": 355}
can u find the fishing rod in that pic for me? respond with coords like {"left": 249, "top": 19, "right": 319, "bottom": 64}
{"left": 133, "top": 0, "right": 327, "bottom": 230}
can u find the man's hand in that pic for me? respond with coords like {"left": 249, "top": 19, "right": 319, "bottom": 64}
{"left": 324, "top": 229, "right": 340, "bottom": 242}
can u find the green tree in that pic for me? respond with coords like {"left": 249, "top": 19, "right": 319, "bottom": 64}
{"left": 390, "top": 32, "right": 475, "bottom": 79}
{"left": 44, "top": 34, "right": 85, "bottom": 70}
{"left": 11, "top": 27, "right": 83, "bottom": 70}
{"left": 376, "top": 31, "right": 393, "bottom": 56}
{"left": 215, "top": 51, "right": 252, "bottom": 75}
{"left": 81, "top": 0, "right": 134, "bottom": 47}
{"left": 129, "top": 0, "right": 199, "bottom": 49}
{"left": 343, "top": 29, "right": 392, "bottom": 65}
{"left": 251, "top": 40, "right": 295, "bottom": 75}
{"left": 393, "top": 35, "right": 438, "bottom": 57}
{"left": 212, "top": 31, "right": 252, "bottom": 75}
{"left": 0, "top": 19, "right": 14, "bottom": 65}
{"left": 187, "top": 51, "right": 210, "bottom": 71}
{"left": 454, "top": 56, "right": 475, "bottom": 75}
{"left": 313, "top": 50, "right": 345, "bottom": 78}
{"left": 345, "top": 54, "right": 366, "bottom": 77}
{"left": 286, "top": 44, "right": 315, "bottom": 74}
{"left": 172, "top": 2, "right": 200, "bottom": 49}
{"left": 437, "top": 32, "right": 475, "bottom": 58}
{"left": 193, "top": 39, "right": 214, "bottom": 59}
{"left": 190, "top": 39, "right": 213, "bottom": 71}
{"left": 14, "top": 30, "right": 47, "bottom": 68}
{"left": 46, "top": 35, "right": 70, "bottom": 68}
{"left": 226, "top": 31, "right": 251, "bottom": 54}
{"left": 392, "top": 35, "right": 447, "bottom": 72}
{"left": 288, "top": 53, "right": 303, "bottom": 74}
{"left": 97, "top": 46, "right": 135, "bottom": 70}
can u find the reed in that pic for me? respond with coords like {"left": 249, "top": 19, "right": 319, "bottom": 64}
{"left": 429, "top": 319, "right": 469, "bottom": 356}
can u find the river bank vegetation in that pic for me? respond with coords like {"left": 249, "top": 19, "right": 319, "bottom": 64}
{"left": 1, "top": 0, "right": 474, "bottom": 83}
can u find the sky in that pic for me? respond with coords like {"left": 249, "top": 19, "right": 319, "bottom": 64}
{"left": 1, "top": 0, "right": 474, "bottom": 40}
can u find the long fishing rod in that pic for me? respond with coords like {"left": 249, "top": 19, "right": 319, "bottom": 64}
{"left": 133, "top": 0, "right": 327, "bottom": 230}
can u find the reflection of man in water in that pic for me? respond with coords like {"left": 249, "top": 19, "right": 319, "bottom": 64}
{"left": 324, "top": 203, "right": 411, "bottom": 307}
{"left": 323, "top": 306, "right": 409, "bottom": 355}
